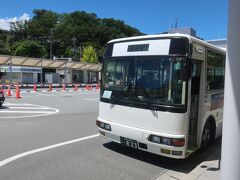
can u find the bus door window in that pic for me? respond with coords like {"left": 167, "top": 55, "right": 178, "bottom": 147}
{"left": 189, "top": 61, "right": 202, "bottom": 146}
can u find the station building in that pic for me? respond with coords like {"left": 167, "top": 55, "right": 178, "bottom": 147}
{"left": 0, "top": 66, "right": 41, "bottom": 84}
{"left": 0, "top": 56, "right": 101, "bottom": 85}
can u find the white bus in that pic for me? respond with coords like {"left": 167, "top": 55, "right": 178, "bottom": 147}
{"left": 97, "top": 34, "right": 225, "bottom": 159}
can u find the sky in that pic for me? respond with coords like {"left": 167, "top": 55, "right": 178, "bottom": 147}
{"left": 0, "top": 0, "right": 228, "bottom": 40}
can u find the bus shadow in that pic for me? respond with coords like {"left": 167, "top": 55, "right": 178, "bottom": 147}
{"left": 103, "top": 138, "right": 221, "bottom": 174}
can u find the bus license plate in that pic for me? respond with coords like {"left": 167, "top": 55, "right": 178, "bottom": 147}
{"left": 120, "top": 137, "right": 138, "bottom": 149}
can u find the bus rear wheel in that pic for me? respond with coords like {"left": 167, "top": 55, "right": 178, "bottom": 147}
{"left": 201, "top": 122, "right": 212, "bottom": 152}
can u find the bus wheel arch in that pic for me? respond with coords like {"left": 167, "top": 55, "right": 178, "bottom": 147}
{"left": 201, "top": 116, "right": 216, "bottom": 151}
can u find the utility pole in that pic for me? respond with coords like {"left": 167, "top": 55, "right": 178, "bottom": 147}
{"left": 49, "top": 29, "right": 54, "bottom": 59}
{"left": 9, "top": 58, "right": 12, "bottom": 84}
{"left": 79, "top": 45, "right": 82, "bottom": 61}
{"left": 72, "top": 36, "right": 77, "bottom": 58}
{"left": 221, "top": 0, "right": 240, "bottom": 179}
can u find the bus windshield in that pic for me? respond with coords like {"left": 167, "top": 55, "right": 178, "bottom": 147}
{"left": 101, "top": 56, "right": 188, "bottom": 106}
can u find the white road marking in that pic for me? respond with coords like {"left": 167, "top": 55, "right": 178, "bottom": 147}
{"left": 30, "top": 92, "right": 48, "bottom": 96}
{"left": 3, "top": 103, "right": 33, "bottom": 106}
{"left": 5, "top": 90, "right": 99, "bottom": 98}
{"left": 0, "top": 102, "right": 59, "bottom": 119}
{"left": 0, "top": 113, "right": 59, "bottom": 119}
{"left": 22, "top": 94, "right": 51, "bottom": 97}
{"left": 8, "top": 107, "right": 51, "bottom": 110}
{"left": 84, "top": 98, "right": 99, "bottom": 102}
{"left": 0, "top": 134, "right": 99, "bottom": 167}
{"left": 0, "top": 111, "right": 56, "bottom": 114}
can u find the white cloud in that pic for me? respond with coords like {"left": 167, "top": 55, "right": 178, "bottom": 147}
{"left": 0, "top": 13, "right": 30, "bottom": 31}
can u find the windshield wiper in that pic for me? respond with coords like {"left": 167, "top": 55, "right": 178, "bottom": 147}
{"left": 108, "top": 96, "right": 120, "bottom": 104}
{"left": 140, "top": 88, "right": 157, "bottom": 111}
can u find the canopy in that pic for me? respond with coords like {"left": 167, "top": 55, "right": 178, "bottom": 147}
{"left": 0, "top": 55, "right": 102, "bottom": 71}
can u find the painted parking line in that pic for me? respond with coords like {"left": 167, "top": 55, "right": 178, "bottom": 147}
{"left": 0, "top": 111, "right": 57, "bottom": 114}
{"left": 84, "top": 98, "right": 99, "bottom": 102}
{"left": 3, "top": 102, "right": 34, "bottom": 106}
{"left": 0, "top": 134, "right": 99, "bottom": 167}
{"left": 0, "top": 102, "right": 59, "bottom": 119}
{"left": 7, "top": 107, "right": 51, "bottom": 110}
{"left": 19, "top": 91, "right": 99, "bottom": 98}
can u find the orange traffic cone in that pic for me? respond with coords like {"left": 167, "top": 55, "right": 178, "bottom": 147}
{"left": 62, "top": 84, "right": 66, "bottom": 91}
{"left": 15, "top": 87, "right": 21, "bottom": 99}
{"left": 74, "top": 84, "right": 78, "bottom": 91}
{"left": 96, "top": 84, "right": 99, "bottom": 90}
{"left": 7, "top": 85, "right": 11, "bottom": 96}
{"left": 49, "top": 84, "right": 52, "bottom": 92}
{"left": 33, "top": 84, "right": 37, "bottom": 92}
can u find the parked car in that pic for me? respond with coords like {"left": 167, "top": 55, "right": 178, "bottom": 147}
{"left": 0, "top": 87, "right": 5, "bottom": 108}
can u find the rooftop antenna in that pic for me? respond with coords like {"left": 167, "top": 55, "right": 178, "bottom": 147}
{"left": 170, "top": 17, "right": 173, "bottom": 29}
{"left": 175, "top": 17, "right": 178, "bottom": 28}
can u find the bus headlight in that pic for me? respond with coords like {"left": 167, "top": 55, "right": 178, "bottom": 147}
{"left": 105, "top": 124, "right": 111, "bottom": 131}
{"left": 161, "top": 137, "right": 172, "bottom": 146}
{"left": 96, "top": 120, "right": 111, "bottom": 131}
{"left": 148, "top": 135, "right": 161, "bottom": 144}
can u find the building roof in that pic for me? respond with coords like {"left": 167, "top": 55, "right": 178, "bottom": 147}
{"left": 0, "top": 55, "right": 102, "bottom": 71}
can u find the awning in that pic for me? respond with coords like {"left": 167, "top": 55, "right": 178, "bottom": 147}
{"left": 0, "top": 55, "right": 102, "bottom": 71}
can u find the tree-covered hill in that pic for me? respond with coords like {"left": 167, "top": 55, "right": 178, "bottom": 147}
{"left": 1, "top": 9, "right": 143, "bottom": 62}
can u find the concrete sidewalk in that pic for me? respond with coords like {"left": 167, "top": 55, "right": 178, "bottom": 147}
{"left": 155, "top": 159, "right": 220, "bottom": 180}
{"left": 154, "top": 140, "right": 221, "bottom": 180}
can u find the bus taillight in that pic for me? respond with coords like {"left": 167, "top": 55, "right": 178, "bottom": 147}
{"left": 172, "top": 138, "right": 185, "bottom": 147}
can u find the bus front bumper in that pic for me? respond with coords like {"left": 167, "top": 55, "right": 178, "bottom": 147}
{"left": 97, "top": 119, "right": 187, "bottom": 159}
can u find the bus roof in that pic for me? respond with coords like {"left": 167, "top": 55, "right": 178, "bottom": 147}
{"left": 108, "top": 33, "right": 226, "bottom": 54}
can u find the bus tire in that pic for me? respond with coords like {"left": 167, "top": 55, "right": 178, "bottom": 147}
{"left": 200, "top": 121, "right": 212, "bottom": 152}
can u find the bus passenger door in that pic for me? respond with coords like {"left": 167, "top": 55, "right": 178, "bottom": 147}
{"left": 188, "top": 61, "right": 202, "bottom": 148}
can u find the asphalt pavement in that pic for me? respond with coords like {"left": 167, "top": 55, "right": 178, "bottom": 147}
{"left": 0, "top": 90, "right": 221, "bottom": 180}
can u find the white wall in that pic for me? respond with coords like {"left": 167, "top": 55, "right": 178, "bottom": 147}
{"left": 221, "top": 0, "right": 240, "bottom": 179}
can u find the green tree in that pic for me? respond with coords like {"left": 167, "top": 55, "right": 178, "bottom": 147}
{"left": 81, "top": 45, "right": 98, "bottom": 63}
{"left": 0, "top": 31, "right": 11, "bottom": 55}
{"left": 13, "top": 40, "right": 46, "bottom": 58}
{"left": 8, "top": 9, "right": 144, "bottom": 60}
{"left": 9, "top": 19, "right": 29, "bottom": 42}
{"left": 27, "top": 9, "right": 59, "bottom": 37}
